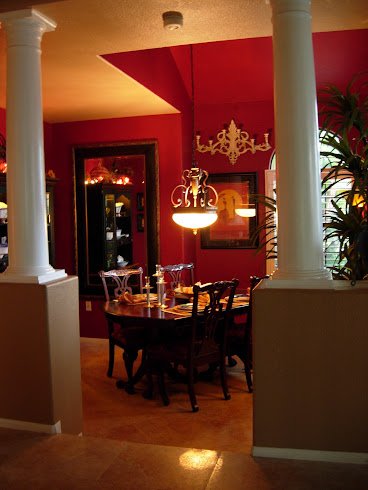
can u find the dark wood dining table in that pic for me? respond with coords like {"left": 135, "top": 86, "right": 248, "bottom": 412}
{"left": 101, "top": 296, "right": 249, "bottom": 393}
{"left": 102, "top": 297, "right": 191, "bottom": 327}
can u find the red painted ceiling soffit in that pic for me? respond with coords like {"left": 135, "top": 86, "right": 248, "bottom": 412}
{"left": 102, "top": 47, "right": 190, "bottom": 112}
{"left": 103, "top": 29, "right": 368, "bottom": 107}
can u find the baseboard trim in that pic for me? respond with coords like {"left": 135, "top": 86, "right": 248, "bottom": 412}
{"left": 0, "top": 418, "right": 61, "bottom": 434}
{"left": 252, "top": 446, "right": 368, "bottom": 464}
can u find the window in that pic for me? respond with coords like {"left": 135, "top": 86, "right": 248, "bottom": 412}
{"left": 266, "top": 134, "right": 351, "bottom": 273}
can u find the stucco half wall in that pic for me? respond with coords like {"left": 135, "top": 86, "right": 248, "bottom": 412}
{"left": 252, "top": 283, "right": 368, "bottom": 459}
{"left": 0, "top": 276, "right": 82, "bottom": 435}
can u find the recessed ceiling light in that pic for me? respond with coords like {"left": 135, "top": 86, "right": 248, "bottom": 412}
{"left": 162, "top": 11, "right": 183, "bottom": 30}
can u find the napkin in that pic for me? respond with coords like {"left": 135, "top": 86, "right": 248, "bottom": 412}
{"left": 197, "top": 293, "right": 210, "bottom": 305}
{"left": 118, "top": 292, "right": 155, "bottom": 304}
{"left": 174, "top": 286, "right": 194, "bottom": 295}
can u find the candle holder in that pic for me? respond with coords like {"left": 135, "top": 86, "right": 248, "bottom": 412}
{"left": 153, "top": 264, "right": 167, "bottom": 307}
{"left": 143, "top": 275, "right": 153, "bottom": 307}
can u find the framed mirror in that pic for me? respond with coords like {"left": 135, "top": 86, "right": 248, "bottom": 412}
{"left": 73, "top": 140, "right": 160, "bottom": 297}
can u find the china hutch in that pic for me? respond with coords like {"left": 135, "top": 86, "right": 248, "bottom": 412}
{"left": 86, "top": 183, "right": 134, "bottom": 280}
{"left": 73, "top": 140, "right": 160, "bottom": 298}
{"left": 0, "top": 174, "right": 57, "bottom": 272}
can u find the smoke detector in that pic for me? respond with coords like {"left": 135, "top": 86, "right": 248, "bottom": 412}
{"left": 162, "top": 11, "right": 183, "bottom": 30}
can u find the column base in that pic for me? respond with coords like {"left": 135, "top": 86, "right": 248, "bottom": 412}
{"left": 260, "top": 276, "right": 368, "bottom": 290}
{"left": 270, "top": 267, "right": 333, "bottom": 287}
{"left": 0, "top": 267, "right": 67, "bottom": 284}
{"left": 262, "top": 278, "right": 333, "bottom": 290}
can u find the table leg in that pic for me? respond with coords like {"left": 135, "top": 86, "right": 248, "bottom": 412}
{"left": 116, "top": 348, "right": 148, "bottom": 394}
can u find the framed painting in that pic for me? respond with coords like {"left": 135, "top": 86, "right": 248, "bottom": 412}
{"left": 137, "top": 192, "right": 144, "bottom": 211}
{"left": 137, "top": 213, "right": 144, "bottom": 232}
{"left": 200, "top": 172, "right": 258, "bottom": 249}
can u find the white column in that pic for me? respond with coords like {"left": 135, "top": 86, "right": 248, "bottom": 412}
{"left": 269, "top": 0, "right": 332, "bottom": 287}
{"left": 0, "top": 9, "right": 66, "bottom": 284}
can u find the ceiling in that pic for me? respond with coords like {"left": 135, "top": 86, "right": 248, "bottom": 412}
{"left": 0, "top": 0, "right": 367, "bottom": 123}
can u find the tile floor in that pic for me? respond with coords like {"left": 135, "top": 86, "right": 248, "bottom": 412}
{"left": 1, "top": 337, "right": 368, "bottom": 489}
{"left": 81, "top": 337, "right": 253, "bottom": 453}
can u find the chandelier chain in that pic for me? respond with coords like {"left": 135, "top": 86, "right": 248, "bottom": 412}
{"left": 190, "top": 44, "right": 196, "bottom": 168}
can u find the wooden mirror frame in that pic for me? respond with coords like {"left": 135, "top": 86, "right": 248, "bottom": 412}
{"left": 73, "top": 140, "right": 160, "bottom": 297}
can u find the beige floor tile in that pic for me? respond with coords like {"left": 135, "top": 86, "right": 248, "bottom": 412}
{"left": 0, "top": 433, "right": 126, "bottom": 482}
{"left": 206, "top": 452, "right": 368, "bottom": 490}
{"left": 0, "top": 473, "right": 121, "bottom": 490}
{"left": 99, "top": 442, "right": 220, "bottom": 490}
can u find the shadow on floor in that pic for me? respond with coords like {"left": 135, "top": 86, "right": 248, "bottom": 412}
{"left": 80, "top": 337, "right": 253, "bottom": 453}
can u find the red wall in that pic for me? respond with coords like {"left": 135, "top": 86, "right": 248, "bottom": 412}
{"left": 51, "top": 113, "right": 187, "bottom": 337}
{"left": 194, "top": 100, "right": 275, "bottom": 287}
{"left": 0, "top": 108, "right": 5, "bottom": 134}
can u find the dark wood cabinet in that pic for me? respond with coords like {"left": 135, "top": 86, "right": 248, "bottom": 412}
{"left": 0, "top": 174, "right": 58, "bottom": 272}
{"left": 73, "top": 140, "right": 160, "bottom": 298}
{"left": 86, "top": 183, "right": 134, "bottom": 286}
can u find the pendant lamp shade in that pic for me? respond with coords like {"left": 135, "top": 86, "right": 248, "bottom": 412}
{"left": 235, "top": 204, "right": 256, "bottom": 218}
{"left": 172, "top": 206, "right": 218, "bottom": 229}
{"left": 170, "top": 44, "right": 218, "bottom": 235}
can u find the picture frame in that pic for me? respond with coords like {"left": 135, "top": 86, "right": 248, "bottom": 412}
{"left": 136, "top": 192, "right": 144, "bottom": 212}
{"left": 200, "top": 172, "right": 258, "bottom": 249}
{"left": 137, "top": 213, "right": 144, "bottom": 232}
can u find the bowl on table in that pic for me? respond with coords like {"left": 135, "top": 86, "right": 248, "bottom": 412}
{"left": 117, "top": 259, "right": 128, "bottom": 268}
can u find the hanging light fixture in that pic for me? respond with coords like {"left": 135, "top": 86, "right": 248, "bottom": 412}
{"left": 235, "top": 203, "right": 256, "bottom": 218}
{"left": 171, "top": 44, "right": 218, "bottom": 235}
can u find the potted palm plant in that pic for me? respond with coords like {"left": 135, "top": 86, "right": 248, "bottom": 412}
{"left": 319, "top": 71, "right": 368, "bottom": 282}
{"left": 251, "top": 194, "right": 277, "bottom": 261}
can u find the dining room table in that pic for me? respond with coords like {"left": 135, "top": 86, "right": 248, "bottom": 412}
{"left": 101, "top": 292, "right": 249, "bottom": 394}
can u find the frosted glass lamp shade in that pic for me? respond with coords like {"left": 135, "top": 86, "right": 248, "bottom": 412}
{"left": 235, "top": 204, "right": 256, "bottom": 217}
{"left": 172, "top": 207, "right": 218, "bottom": 230}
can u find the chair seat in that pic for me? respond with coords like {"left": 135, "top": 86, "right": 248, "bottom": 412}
{"left": 111, "top": 326, "right": 146, "bottom": 346}
{"left": 228, "top": 322, "right": 245, "bottom": 342}
{"left": 147, "top": 337, "right": 222, "bottom": 366}
{"left": 147, "top": 339, "right": 195, "bottom": 362}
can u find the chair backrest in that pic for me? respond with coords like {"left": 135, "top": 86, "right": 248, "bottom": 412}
{"left": 161, "top": 262, "right": 194, "bottom": 289}
{"left": 190, "top": 279, "right": 239, "bottom": 359}
{"left": 98, "top": 267, "right": 144, "bottom": 300}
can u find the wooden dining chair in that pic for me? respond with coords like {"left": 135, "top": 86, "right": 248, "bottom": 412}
{"left": 99, "top": 268, "right": 146, "bottom": 392}
{"left": 144, "top": 278, "right": 239, "bottom": 412}
{"left": 160, "top": 262, "right": 194, "bottom": 289}
{"left": 99, "top": 267, "right": 144, "bottom": 299}
{"left": 227, "top": 275, "right": 269, "bottom": 393}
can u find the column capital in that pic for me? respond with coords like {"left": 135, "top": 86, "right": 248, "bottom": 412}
{"left": 0, "top": 9, "right": 56, "bottom": 48}
{"left": 0, "top": 8, "right": 56, "bottom": 31}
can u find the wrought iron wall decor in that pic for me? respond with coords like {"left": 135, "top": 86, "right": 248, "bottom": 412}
{"left": 196, "top": 119, "right": 271, "bottom": 165}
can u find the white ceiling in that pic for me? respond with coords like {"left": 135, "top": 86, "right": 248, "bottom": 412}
{"left": 0, "top": 0, "right": 367, "bottom": 123}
